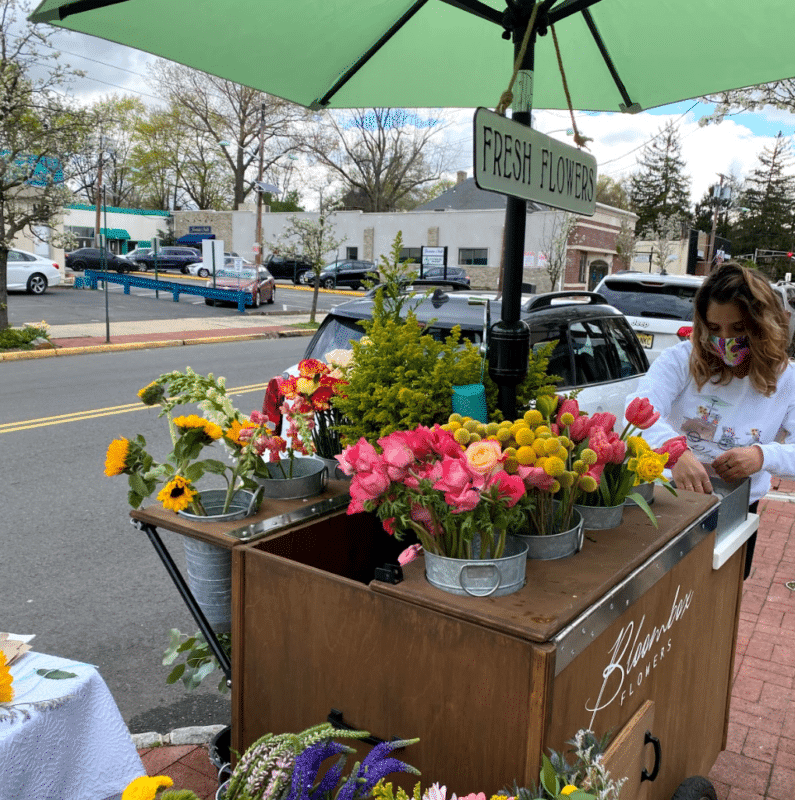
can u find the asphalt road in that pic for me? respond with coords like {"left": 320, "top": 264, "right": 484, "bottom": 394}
{"left": 1, "top": 337, "right": 308, "bottom": 733}
{"left": 6, "top": 278, "right": 351, "bottom": 328}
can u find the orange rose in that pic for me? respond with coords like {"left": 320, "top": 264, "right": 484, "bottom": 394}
{"left": 465, "top": 439, "right": 504, "bottom": 475}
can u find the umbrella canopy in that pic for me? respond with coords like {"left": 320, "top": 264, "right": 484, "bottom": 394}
{"left": 29, "top": 0, "right": 795, "bottom": 113}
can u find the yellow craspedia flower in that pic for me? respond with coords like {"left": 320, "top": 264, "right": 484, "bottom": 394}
{"left": 550, "top": 479, "right": 561, "bottom": 493}
{"left": 523, "top": 408, "right": 543, "bottom": 426}
{"left": 535, "top": 425, "right": 551, "bottom": 436}
{"left": 560, "top": 786, "right": 579, "bottom": 797}
{"left": 579, "top": 474, "right": 598, "bottom": 493}
{"left": 485, "top": 422, "right": 500, "bottom": 436}
{"left": 453, "top": 428, "right": 471, "bottom": 446}
{"left": 559, "top": 411, "right": 575, "bottom": 426}
{"left": 572, "top": 459, "right": 588, "bottom": 475}
{"left": 0, "top": 652, "right": 13, "bottom": 703}
{"left": 515, "top": 427, "right": 535, "bottom": 447}
{"left": 104, "top": 437, "right": 131, "bottom": 476}
{"left": 516, "top": 445, "right": 536, "bottom": 466}
{"left": 122, "top": 775, "right": 174, "bottom": 800}
{"left": 504, "top": 456, "right": 519, "bottom": 474}
{"left": 627, "top": 435, "right": 651, "bottom": 457}
{"left": 157, "top": 475, "right": 198, "bottom": 512}
{"left": 532, "top": 438, "right": 548, "bottom": 457}
{"left": 496, "top": 427, "right": 513, "bottom": 444}
{"left": 503, "top": 446, "right": 518, "bottom": 459}
{"left": 558, "top": 471, "right": 574, "bottom": 489}
{"left": 463, "top": 418, "right": 481, "bottom": 432}
{"left": 580, "top": 447, "right": 598, "bottom": 466}
{"left": 510, "top": 422, "right": 525, "bottom": 438}
{"left": 137, "top": 381, "right": 165, "bottom": 406}
{"left": 447, "top": 420, "right": 462, "bottom": 432}
{"left": 543, "top": 456, "right": 565, "bottom": 477}
{"left": 448, "top": 413, "right": 463, "bottom": 424}
{"left": 468, "top": 432, "right": 482, "bottom": 443}
{"left": 543, "top": 437, "right": 561, "bottom": 455}
{"left": 557, "top": 435, "right": 573, "bottom": 451}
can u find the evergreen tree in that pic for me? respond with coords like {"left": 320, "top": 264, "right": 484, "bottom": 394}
{"left": 629, "top": 121, "right": 692, "bottom": 235}
{"left": 733, "top": 133, "right": 795, "bottom": 257}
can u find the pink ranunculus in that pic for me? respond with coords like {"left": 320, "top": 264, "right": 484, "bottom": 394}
{"left": 556, "top": 397, "right": 580, "bottom": 427}
{"left": 445, "top": 485, "right": 482, "bottom": 513}
{"left": 655, "top": 435, "right": 688, "bottom": 467}
{"left": 424, "top": 425, "right": 463, "bottom": 459}
{"left": 397, "top": 543, "right": 423, "bottom": 565}
{"left": 457, "top": 793, "right": 487, "bottom": 800}
{"left": 378, "top": 431, "right": 417, "bottom": 481}
{"left": 464, "top": 439, "right": 504, "bottom": 476}
{"left": 434, "top": 457, "right": 476, "bottom": 496}
{"left": 626, "top": 397, "right": 660, "bottom": 429}
{"left": 382, "top": 517, "right": 396, "bottom": 536}
{"left": 488, "top": 471, "right": 526, "bottom": 507}
{"left": 588, "top": 411, "right": 617, "bottom": 433}
{"left": 337, "top": 437, "right": 383, "bottom": 476}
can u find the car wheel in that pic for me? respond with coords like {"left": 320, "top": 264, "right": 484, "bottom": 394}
{"left": 181, "top": 266, "right": 189, "bottom": 275}
{"left": 198, "top": 268, "right": 210, "bottom": 278}
{"left": 71, "top": 260, "right": 86, "bottom": 271}
{"left": 251, "top": 291, "right": 260, "bottom": 308}
{"left": 26, "top": 274, "right": 48, "bottom": 295}
{"left": 266, "top": 289, "right": 275, "bottom": 304}
{"left": 139, "top": 263, "right": 149, "bottom": 272}
{"left": 323, "top": 278, "right": 336, "bottom": 290}
{"left": 205, "top": 298, "right": 215, "bottom": 306}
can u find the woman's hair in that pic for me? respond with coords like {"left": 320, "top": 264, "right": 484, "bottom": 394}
{"left": 690, "top": 262, "right": 789, "bottom": 396}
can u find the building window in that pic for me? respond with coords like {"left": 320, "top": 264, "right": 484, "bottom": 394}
{"left": 346, "top": 246, "right": 358, "bottom": 259}
{"left": 579, "top": 251, "right": 588, "bottom": 283}
{"left": 66, "top": 225, "right": 95, "bottom": 249}
{"left": 399, "top": 247, "right": 422, "bottom": 263}
{"left": 458, "top": 248, "right": 488, "bottom": 266}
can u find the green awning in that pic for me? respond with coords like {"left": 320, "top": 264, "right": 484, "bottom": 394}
{"left": 100, "top": 227, "right": 130, "bottom": 240}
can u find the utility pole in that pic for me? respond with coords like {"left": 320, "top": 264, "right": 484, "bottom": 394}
{"left": 705, "top": 173, "right": 729, "bottom": 272}
{"left": 94, "top": 138, "right": 104, "bottom": 247}
{"left": 254, "top": 102, "right": 265, "bottom": 266}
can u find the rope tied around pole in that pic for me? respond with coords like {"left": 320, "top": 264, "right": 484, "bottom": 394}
{"left": 550, "top": 22, "right": 592, "bottom": 150}
{"left": 494, "top": 2, "right": 540, "bottom": 117}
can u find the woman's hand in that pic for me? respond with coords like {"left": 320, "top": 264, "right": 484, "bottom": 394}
{"left": 672, "top": 449, "right": 713, "bottom": 493}
{"left": 712, "top": 446, "right": 763, "bottom": 483}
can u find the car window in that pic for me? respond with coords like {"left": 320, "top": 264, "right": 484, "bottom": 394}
{"left": 306, "top": 316, "right": 367, "bottom": 358}
{"left": 9, "top": 251, "right": 35, "bottom": 262}
{"left": 597, "top": 280, "right": 698, "bottom": 321}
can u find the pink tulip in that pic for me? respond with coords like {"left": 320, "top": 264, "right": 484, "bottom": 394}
{"left": 589, "top": 411, "right": 617, "bottom": 433}
{"left": 556, "top": 397, "right": 580, "bottom": 427}
{"left": 588, "top": 428, "right": 625, "bottom": 464}
{"left": 568, "top": 414, "right": 592, "bottom": 442}
{"left": 656, "top": 435, "right": 688, "bottom": 467}
{"left": 626, "top": 397, "right": 660, "bottom": 429}
{"left": 398, "top": 544, "right": 423, "bottom": 565}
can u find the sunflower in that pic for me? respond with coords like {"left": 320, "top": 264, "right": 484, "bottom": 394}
{"left": 121, "top": 775, "right": 174, "bottom": 800}
{"left": 104, "top": 437, "right": 131, "bottom": 476}
{"left": 172, "top": 415, "right": 223, "bottom": 441}
{"left": 137, "top": 381, "right": 166, "bottom": 406}
{"left": 157, "top": 475, "right": 198, "bottom": 512}
{"left": 0, "top": 652, "right": 13, "bottom": 703}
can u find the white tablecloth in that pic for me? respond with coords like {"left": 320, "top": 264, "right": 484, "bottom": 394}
{"left": 0, "top": 651, "right": 145, "bottom": 800}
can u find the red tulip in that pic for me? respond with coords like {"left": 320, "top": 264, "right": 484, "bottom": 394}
{"left": 626, "top": 397, "right": 660, "bottom": 430}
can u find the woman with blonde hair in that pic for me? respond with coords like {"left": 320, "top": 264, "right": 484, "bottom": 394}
{"left": 625, "top": 262, "right": 795, "bottom": 577}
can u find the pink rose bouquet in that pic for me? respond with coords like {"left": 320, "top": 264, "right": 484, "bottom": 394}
{"left": 337, "top": 425, "right": 528, "bottom": 560}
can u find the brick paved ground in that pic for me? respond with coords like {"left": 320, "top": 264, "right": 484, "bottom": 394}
{"left": 137, "top": 482, "right": 795, "bottom": 800}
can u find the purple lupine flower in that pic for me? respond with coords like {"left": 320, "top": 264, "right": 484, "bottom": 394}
{"left": 336, "top": 739, "right": 420, "bottom": 800}
{"left": 286, "top": 740, "right": 350, "bottom": 800}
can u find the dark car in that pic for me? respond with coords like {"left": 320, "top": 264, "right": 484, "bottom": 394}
{"left": 204, "top": 266, "right": 275, "bottom": 308}
{"left": 304, "top": 259, "right": 379, "bottom": 290}
{"left": 264, "top": 254, "right": 314, "bottom": 284}
{"left": 300, "top": 288, "right": 648, "bottom": 419}
{"left": 65, "top": 247, "right": 134, "bottom": 273}
{"left": 134, "top": 247, "right": 203, "bottom": 273}
{"left": 409, "top": 265, "right": 471, "bottom": 286}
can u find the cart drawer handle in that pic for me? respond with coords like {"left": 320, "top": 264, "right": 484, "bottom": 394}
{"left": 327, "top": 708, "right": 403, "bottom": 748}
{"left": 641, "top": 731, "right": 661, "bottom": 782}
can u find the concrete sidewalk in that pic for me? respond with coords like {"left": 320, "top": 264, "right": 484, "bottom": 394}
{"left": 0, "top": 312, "right": 322, "bottom": 361}
{"left": 134, "top": 480, "right": 795, "bottom": 800}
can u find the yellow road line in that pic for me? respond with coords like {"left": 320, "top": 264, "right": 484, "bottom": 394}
{"left": 0, "top": 382, "right": 270, "bottom": 434}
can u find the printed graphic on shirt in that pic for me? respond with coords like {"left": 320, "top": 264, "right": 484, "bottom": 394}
{"left": 680, "top": 395, "right": 760, "bottom": 453}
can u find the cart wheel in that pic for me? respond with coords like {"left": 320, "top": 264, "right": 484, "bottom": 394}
{"left": 671, "top": 776, "right": 717, "bottom": 800}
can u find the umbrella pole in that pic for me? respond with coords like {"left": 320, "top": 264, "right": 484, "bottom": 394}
{"left": 491, "top": 10, "right": 535, "bottom": 419}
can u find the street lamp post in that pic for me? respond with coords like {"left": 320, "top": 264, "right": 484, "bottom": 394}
{"left": 255, "top": 103, "right": 265, "bottom": 266}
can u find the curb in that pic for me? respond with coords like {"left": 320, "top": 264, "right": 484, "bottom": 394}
{"left": 132, "top": 724, "right": 227, "bottom": 750}
{"left": 0, "top": 328, "right": 316, "bottom": 361}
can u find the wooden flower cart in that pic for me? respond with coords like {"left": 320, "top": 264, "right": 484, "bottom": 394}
{"left": 132, "top": 480, "right": 757, "bottom": 800}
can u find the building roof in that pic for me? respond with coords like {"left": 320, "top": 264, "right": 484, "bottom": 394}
{"left": 416, "top": 177, "right": 548, "bottom": 212}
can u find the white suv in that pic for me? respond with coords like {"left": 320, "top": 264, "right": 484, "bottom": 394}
{"left": 771, "top": 281, "right": 795, "bottom": 349}
{"left": 593, "top": 272, "right": 704, "bottom": 364}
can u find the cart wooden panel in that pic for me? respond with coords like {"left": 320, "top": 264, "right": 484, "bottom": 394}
{"left": 232, "top": 489, "right": 737, "bottom": 797}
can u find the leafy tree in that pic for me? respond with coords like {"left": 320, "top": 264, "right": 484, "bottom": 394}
{"left": 733, "top": 133, "right": 795, "bottom": 258}
{"left": 646, "top": 213, "right": 685, "bottom": 273}
{"left": 596, "top": 175, "right": 631, "bottom": 210}
{"left": 702, "top": 82, "right": 795, "bottom": 125}
{"left": 615, "top": 216, "right": 639, "bottom": 271}
{"left": 268, "top": 214, "right": 346, "bottom": 324}
{"left": 301, "top": 108, "right": 455, "bottom": 212}
{"left": 0, "top": 0, "right": 93, "bottom": 331}
{"left": 148, "top": 60, "right": 306, "bottom": 210}
{"left": 262, "top": 189, "right": 303, "bottom": 213}
{"left": 128, "top": 108, "right": 185, "bottom": 210}
{"left": 629, "top": 120, "right": 691, "bottom": 235}
{"left": 537, "top": 212, "right": 579, "bottom": 291}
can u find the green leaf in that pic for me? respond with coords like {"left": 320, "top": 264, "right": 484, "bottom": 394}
{"left": 166, "top": 664, "right": 185, "bottom": 684}
{"left": 37, "top": 669, "right": 77, "bottom": 680}
{"left": 540, "top": 754, "right": 560, "bottom": 797}
{"left": 201, "top": 459, "right": 229, "bottom": 475}
{"left": 129, "top": 471, "right": 150, "bottom": 497}
{"left": 626, "top": 491, "right": 658, "bottom": 528}
{"left": 183, "top": 462, "right": 205, "bottom": 482}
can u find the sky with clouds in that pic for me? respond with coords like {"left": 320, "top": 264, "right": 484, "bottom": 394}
{"left": 33, "top": 25, "right": 795, "bottom": 213}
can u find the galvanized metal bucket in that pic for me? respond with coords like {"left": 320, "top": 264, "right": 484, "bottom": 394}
{"left": 625, "top": 481, "right": 655, "bottom": 506}
{"left": 517, "top": 507, "right": 585, "bottom": 560}
{"left": 424, "top": 535, "right": 528, "bottom": 597}
{"left": 177, "top": 488, "right": 261, "bottom": 633}
{"left": 573, "top": 501, "right": 625, "bottom": 531}
{"left": 257, "top": 457, "right": 328, "bottom": 500}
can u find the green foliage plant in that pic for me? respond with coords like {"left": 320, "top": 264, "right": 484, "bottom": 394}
{"left": 162, "top": 628, "right": 231, "bottom": 694}
{"left": 0, "top": 323, "right": 51, "bottom": 351}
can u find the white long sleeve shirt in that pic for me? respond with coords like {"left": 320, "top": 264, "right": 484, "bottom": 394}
{"left": 627, "top": 341, "right": 795, "bottom": 503}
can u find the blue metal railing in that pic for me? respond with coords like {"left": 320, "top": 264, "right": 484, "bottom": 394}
{"left": 82, "top": 270, "right": 252, "bottom": 313}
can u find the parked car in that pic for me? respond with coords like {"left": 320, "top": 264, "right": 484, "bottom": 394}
{"left": 409, "top": 266, "right": 471, "bottom": 286}
{"left": 298, "top": 288, "right": 649, "bottom": 419}
{"left": 6, "top": 248, "right": 62, "bottom": 294}
{"left": 133, "top": 247, "right": 202, "bottom": 273}
{"left": 303, "top": 259, "right": 379, "bottom": 290}
{"left": 65, "top": 247, "right": 134, "bottom": 273}
{"left": 592, "top": 272, "right": 705, "bottom": 364}
{"left": 264, "top": 254, "right": 315, "bottom": 284}
{"left": 771, "top": 280, "right": 795, "bottom": 347}
{"left": 124, "top": 247, "right": 152, "bottom": 263}
{"left": 204, "top": 266, "right": 275, "bottom": 308}
{"left": 187, "top": 254, "right": 253, "bottom": 277}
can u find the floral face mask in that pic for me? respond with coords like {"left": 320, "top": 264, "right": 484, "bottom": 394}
{"left": 709, "top": 335, "right": 750, "bottom": 366}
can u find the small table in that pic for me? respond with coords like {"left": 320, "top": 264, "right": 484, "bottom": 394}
{"left": 0, "top": 651, "right": 145, "bottom": 800}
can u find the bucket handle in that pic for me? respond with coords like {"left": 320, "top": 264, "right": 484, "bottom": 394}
{"left": 458, "top": 562, "right": 502, "bottom": 597}
{"left": 320, "top": 465, "right": 329, "bottom": 491}
{"left": 246, "top": 486, "right": 263, "bottom": 516}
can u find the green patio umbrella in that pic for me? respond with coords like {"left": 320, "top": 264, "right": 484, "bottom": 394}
{"left": 29, "top": 0, "right": 795, "bottom": 413}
